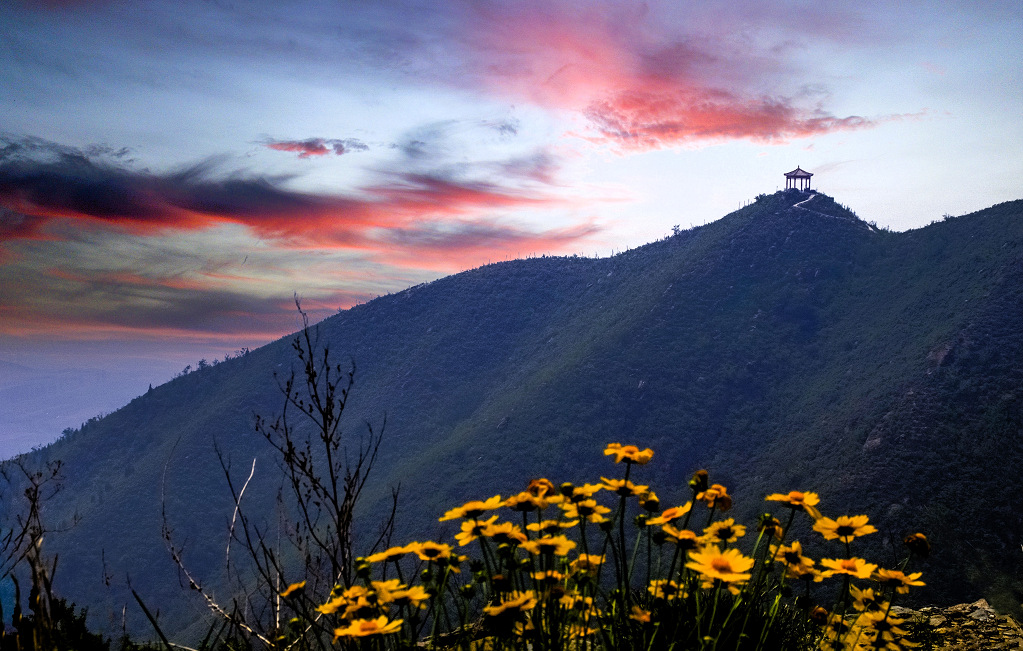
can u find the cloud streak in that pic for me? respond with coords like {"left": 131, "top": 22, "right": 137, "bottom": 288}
{"left": 263, "top": 137, "right": 369, "bottom": 158}
{"left": 0, "top": 138, "right": 591, "bottom": 256}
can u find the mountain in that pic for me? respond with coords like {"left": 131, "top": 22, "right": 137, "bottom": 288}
{"left": 3, "top": 190, "right": 1023, "bottom": 639}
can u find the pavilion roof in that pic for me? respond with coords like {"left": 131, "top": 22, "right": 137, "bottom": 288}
{"left": 784, "top": 167, "right": 813, "bottom": 178}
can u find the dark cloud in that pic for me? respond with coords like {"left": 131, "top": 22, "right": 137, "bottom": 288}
{"left": 263, "top": 137, "right": 369, "bottom": 158}
{"left": 0, "top": 135, "right": 597, "bottom": 254}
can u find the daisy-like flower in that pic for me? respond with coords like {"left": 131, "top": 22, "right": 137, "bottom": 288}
{"left": 772, "top": 541, "right": 817, "bottom": 580}
{"left": 560, "top": 499, "right": 611, "bottom": 523}
{"left": 758, "top": 514, "right": 784, "bottom": 541}
{"left": 696, "top": 483, "right": 732, "bottom": 511}
{"left": 813, "top": 515, "right": 877, "bottom": 543}
{"left": 455, "top": 515, "right": 499, "bottom": 546}
{"left": 569, "top": 554, "right": 605, "bottom": 574}
{"left": 563, "top": 483, "right": 605, "bottom": 502}
{"left": 481, "top": 520, "right": 528, "bottom": 545}
{"left": 504, "top": 491, "right": 550, "bottom": 512}
{"left": 566, "top": 624, "right": 600, "bottom": 639}
{"left": 364, "top": 545, "right": 411, "bottom": 563}
{"left": 662, "top": 525, "right": 699, "bottom": 550}
{"left": 647, "top": 502, "right": 693, "bottom": 525}
{"left": 526, "top": 519, "right": 578, "bottom": 534}
{"left": 333, "top": 616, "right": 403, "bottom": 640}
{"left": 600, "top": 477, "right": 649, "bottom": 497}
{"left": 630, "top": 606, "right": 652, "bottom": 623}
{"left": 531, "top": 569, "right": 565, "bottom": 584}
{"left": 483, "top": 591, "right": 537, "bottom": 617}
{"left": 371, "top": 579, "right": 403, "bottom": 604}
{"left": 764, "top": 491, "right": 822, "bottom": 520}
{"left": 638, "top": 490, "right": 660, "bottom": 512}
{"left": 438, "top": 495, "right": 503, "bottom": 521}
{"left": 702, "top": 518, "right": 746, "bottom": 545}
{"left": 903, "top": 532, "right": 930, "bottom": 558}
{"left": 687, "top": 548, "right": 755, "bottom": 584}
{"left": 390, "top": 585, "right": 431, "bottom": 609}
{"left": 874, "top": 568, "right": 925, "bottom": 594}
{"left": 855, "top": 610, "right": 913, "bottom": 648}
{"left": 404, "top": 541, "right": 454, "bottom": 562}
{"left": 647, "top": 579, "right": 685, "bottom": 601}
{"left": 849, "top": 585, "right": 886, "bottom": 613}
{"left": 317, "top": 585, "right": 371, "bottom": 615}
{"left": 280, "top": 580, "right": 306, "bottom": 598}
{"left": 558, "top": 592, "right": 598, "bottom": 616}
{"left": 689, "top": 469, "right": 709, "bottom": 494}
{"left": 520, "top": 535, "right": 576, "bottom": 556}
{"left": 819, "top": 557, "right": 878, "bottom": 579}
{"left": 604, "top": 443, "right": 654, "bottom": 464}
{"left": 526, "top": 478, "right": 556, "bottom": 497}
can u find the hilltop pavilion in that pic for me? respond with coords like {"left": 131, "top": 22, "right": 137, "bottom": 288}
{"left": 784, "top": 167, "right": 813, "bottom": 191}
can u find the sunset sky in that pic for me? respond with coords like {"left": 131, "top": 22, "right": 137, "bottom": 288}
{"left": 1, "top": 0, "right": 1021, "bottom": 454}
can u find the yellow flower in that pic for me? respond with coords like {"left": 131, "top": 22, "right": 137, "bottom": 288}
{"left": 647, "top": 579, "right": 685, "bottom": 601}
{"left": 569, "top": 554, "right": 605, "bottom": 574}
{"left": 566, "top": 624, "right": 599, "bottom": 638}
{"left": 772, "top": 541, "right": 817, "bottom": 580}
{"left": 686, "top": 548, "right": 755, "bottom": 584}
{"left": 874, "top": 568, "right": 925, "bottom": 594}
{"left": 456, "top": 515, "right": 499, "bottom": 546}
{"left": 531, "top": 569, "right": 565, "bottom": 584}
{"left": 365, "top": 545, "right": 411, "bottom": 563}
{"left": 558, "top": 592, "right": 598, "bottom": 615}
{"left": 390, "top": 585, "right": 432, "bottom": 609}
{"left": 439, "top": 495, "right": 503, "bottom": 521}
{"left": 813, "top": 515, "right": 877, "bottom": 543}
{"left": 483, "top": 591, "right": 537, "bottom": 616}
{"left": 629, "top": 606, "right": 652, "bottom": 623}
{"left": 333, "top": 616, "right": 403, "bottom": 640}
{"left": 819, "top": 557, "right": 878, "bottom": 579}
{"left": 481, "top": 520, "right": 528, "bottom": 545}
{"left": 662, "top": 525, "right": 700, "bottom": 550}
{"left": 604, "top": 443, "right": 654, "bottom": 464}
{"left": 903, "top": 532, "right": 930, "bottom": 558}
{"left": 560, "top": 499, "right": 611, "bottom": 523}
{"left": 280, "top": 580, "right": 306, "bottom": 597}
{"left": 647, "top": 502, "right": 693, "bottom": 525}
{"left": 758, "top": 514, "right": 784, "bottom": 541}
{"left": 638, "top": 490, "right": 660, "bottom": 512}
{"left": 764, "top": 491, "right": 822, "bottom": 520}
{"left": 504, "top": 491, "right": 551, "bottom": 512}
{"left": 520, "top": 535, "right": 576, "bottom": 556}
{"left": 696, "top": 484, "right": 732, "bottom": 511}
{"left": 855, "top": 610, "right": 913, "bottom": 647}
{"left": 526, "top": 478, "right": 556, "bottom": 497}
{"left": 371, "top": 579, "right": 403, "bottom": 604}
{"left": 600, "top": 477, "right": 649, "bottom": 497}
{"left": 702, "top": 518, "right": 746, "bottom": 545}
{"left": 849, "top": 585, "right": 886, "bottom": 613}
{"left": 404, "top": 540, "right": 453, "bottom": 562}
{"left": 564, "top": 483, "right": 605, "bottom": 502}
{"left": 526, "top": 519, "right": 578, "bottom": 534}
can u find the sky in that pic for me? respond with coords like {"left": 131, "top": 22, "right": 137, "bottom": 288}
{"left": 1, "top": 0, "right": 1021, "bottom": 455}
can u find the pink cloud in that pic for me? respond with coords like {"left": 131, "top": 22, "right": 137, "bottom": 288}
{"left": 461, "top": 3, "right": 888, "bottom": 151}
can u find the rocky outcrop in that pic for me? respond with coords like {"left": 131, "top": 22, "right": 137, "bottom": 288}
{"left": 896, "top": 599, "right": 1023, "bottom": 650}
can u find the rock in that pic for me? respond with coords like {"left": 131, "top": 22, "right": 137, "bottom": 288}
{"left": 897, "top": 600, "right": 1023, "bottom": 650}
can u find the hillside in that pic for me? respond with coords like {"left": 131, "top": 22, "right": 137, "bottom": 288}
{"left": 3, "top": 190, "right": 1023, "bottom": 639}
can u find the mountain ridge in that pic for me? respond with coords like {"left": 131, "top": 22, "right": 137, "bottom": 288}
{"left": 4, "top": 190, "right": 1023, "bottom": 639}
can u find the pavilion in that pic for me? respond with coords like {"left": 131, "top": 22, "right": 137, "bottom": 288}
{"left": 784, "top": 167, "right": 813, "bottom": 191}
